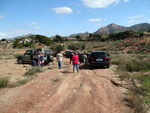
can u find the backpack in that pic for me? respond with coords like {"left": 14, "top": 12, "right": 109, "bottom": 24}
{"left": 40, "top": 55, "right": 44, "bottom": 61}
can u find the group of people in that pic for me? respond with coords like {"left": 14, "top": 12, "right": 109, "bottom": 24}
{"left": 30, "top": 50, "right": 87, "bottom": 73}
{"left": 30, "top": 50, "right": 44, "bottom": 68}
{"left": 56, "top": 51, "right": 88, "bottom": 73}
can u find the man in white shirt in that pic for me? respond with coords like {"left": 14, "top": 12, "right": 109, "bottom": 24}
{"left": 56, "top": 51, "right": 63, "bottom": 69}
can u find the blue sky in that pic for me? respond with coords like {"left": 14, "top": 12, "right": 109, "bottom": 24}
{"left": 0, "top": 0, "right": 150, "bottom": 39}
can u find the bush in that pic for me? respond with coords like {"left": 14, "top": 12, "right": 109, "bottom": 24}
{"left": 24, "top": 67, "right": 42, "bottom": 76}
{"left": 127, "top": 49, "right": 135, "bottom": 54}
{"left": 8, "top": 79, "right": 29, "bottom": 87}
{"left": 50, "top": 44, "right": 65, "bottom": 52}
{"left": 93, "top": 46, "right": 99, "bottom": 48}
{"left": 0, "top": 77, "right": 9, "bottom": 88}
{"left": 68, "top": 43, "right": 85, "bottom": 50}
{"left": 117, "top": 57, "right": 150, "bottom": 72}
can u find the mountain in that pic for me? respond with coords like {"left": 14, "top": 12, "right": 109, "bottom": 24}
{"left": 7, "top": 33, "right": 34, "bottom": 41}
{"left": 95, "top": 23, "right": 150, "bottom": 34}
{"left": 69, "top": 32, "right": 90, "bottom": 38}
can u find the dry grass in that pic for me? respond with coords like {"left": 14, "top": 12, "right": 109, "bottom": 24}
{"left": 112, "top": 54, "right": 150, "bottom": 113}
{"left": 0, "top": 77, "right": 9, "bottom": 88}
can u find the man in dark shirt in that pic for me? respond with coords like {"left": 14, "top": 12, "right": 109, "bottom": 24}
{"left": 30, "top": 50, "right": 35, "bottom": 66}
{"left": 69, "top": 52, "right": 74, "bottom": 64}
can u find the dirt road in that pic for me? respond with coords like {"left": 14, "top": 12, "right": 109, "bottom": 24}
{"left": 0, "top": 58, "right": 133, "bottom": 113}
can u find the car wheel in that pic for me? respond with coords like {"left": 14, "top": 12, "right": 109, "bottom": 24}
{"left": 88, "top": 65, "right": 92, "bottom": 69}
{"left": 106, "top": 65, "right": 110, "bottom": 68}
{"left": 18, "top": 58, "right": 23, "bottom": 64}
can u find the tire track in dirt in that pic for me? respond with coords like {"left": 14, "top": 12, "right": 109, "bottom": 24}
{"left": 0, "top": 58, "right": 133, "bottom": 113}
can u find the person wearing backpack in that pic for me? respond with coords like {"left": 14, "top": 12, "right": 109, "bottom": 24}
{"left": 38, "top": 51, "right": 44, "bottom": 68}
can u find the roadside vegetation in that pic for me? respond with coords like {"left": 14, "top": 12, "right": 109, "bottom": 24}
{"left": 24, "top": 67, "right": 42, "bottom": 77}
{"left": 0, "top": 77, "right": 9, "bottom": 88}
{"left": 111, "top": 54, "right": 150, "bottom": 113}
{"left": 0, "top": 67, "right": 43, "bottom": 88}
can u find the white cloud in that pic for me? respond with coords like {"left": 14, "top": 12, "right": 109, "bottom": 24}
{"left": 0, "top": 32, "right": 7, "bottom": 39}
{"left": 29, "top": 22, "right": 37, "bottom": 25}
{"left": 0, "top": 15, "right": 4, "bottom": 19}
{"left": 77, "top": 11, "right": 81, "bottom": 14}
{"left": 87, "top": 18, "right": 102, "bottom": 22}
{"left": 98, "top": 23, "right": 102, "bottom": 26}
{"left": 128, "top": 15, "right": 144, "bottom": 19}
{"left": 81, "top": 0, "right": 120, "bottom": 8}
{"left": 52, "top": 7, "right": 72, "bottom": 14}
{"left": 124, "top": 0, "right": 129, "bottom": 2}
{"left": 126, "top": 20, "right": 141, "bottom": 24}
{"left": 34, "top": 27, "right": 40, "bottom": 29}
{"left": 146, "top": 18, "right": 150, "bottom": 22}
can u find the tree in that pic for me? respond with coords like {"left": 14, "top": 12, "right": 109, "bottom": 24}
{"left": 108, "top": 30, "right": 136, "bottom": 40}
{"left": 51, "top": 45, "right": 65, "bottom": 52}
{"left": 68, "top": 43, "right": 85, "bottom": 50}
{"left": 35, "top": 35, "right": 52, "bottom": 45}
{"left": 75, "top": 35, "right": 82, "bottom": 41}
{"left": 1, "top": 38, "right": 6, "bottom": 41}
{"left": 53, "top": 35, "right": 64, "bottom": 42}
{"left": 13, "top": 39, "right": 19, "bottom": 48}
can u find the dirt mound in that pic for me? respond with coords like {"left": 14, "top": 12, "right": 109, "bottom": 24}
{"left": 122, "top": 36, "right": 150, "bottom": 54}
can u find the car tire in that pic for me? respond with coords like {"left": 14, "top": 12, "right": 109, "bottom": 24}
{"left": 88, "top": 65, "right": 92, "bottom": 69}
{"left": 106, "top": 65, "right": 110, "bottom": 68}
{"left": 18, "top": 58, "right": 23, "bottom": 64}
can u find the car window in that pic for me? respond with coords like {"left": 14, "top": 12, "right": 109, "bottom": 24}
{"left": 37, "top": 49, "right": 42, "bottom": 53}
{"left": 91, "top": 52, "right": 106, "bottom": 57}
{"left": 25, "top": 50, "right": 31, "bottom": 55}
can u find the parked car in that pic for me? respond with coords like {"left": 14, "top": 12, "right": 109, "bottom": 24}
{"left": 88, "top": 51, "right": 110, "bottom": 68}
{"left": 65, "top": 50, "right": 72, "bottom": 58}
{"left": 17, "top": 48, "right": 53, "bottom": 65}
{"left": 78, "top": 52, "right": 84, "bottom": 63}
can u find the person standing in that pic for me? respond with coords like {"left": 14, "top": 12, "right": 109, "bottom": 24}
{"left": 56, "top": 51, "right": 63, "bottom": 69}
{"left": 83, "top": 51, "right": 88, "bottom": 65}
{"left": 72, "top": 51, "right": 79, "bottom": 73}
{"left": 69, "top": 52, "right": 74, "bottom": 65}
{"left": 38, "top": 51, "right": 44, "bottom": 68}
{"left": 30, "top": 50, "right": 35, "bottom": 66}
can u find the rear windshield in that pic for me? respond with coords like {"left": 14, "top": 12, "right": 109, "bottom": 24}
{"left": 91, "top": 52, "right": 106, "bottom": 57}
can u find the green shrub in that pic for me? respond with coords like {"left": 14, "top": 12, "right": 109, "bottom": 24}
{"left": 140, "top": 76, "right": 150, "bottom": 104}
{"left": 9, "top": 79, "right": 29, "bottom": 87}
{"left": 110, "top": 59, "right": 120, "bottom": 65}
{"left": 0, "top": 77, "right": 9, "bottom": 88}
{"left": 68, "top": 43, "right": 85, "bottom": 50}
{"left": 127, "top": 49, "right": 135, "bottom": 54}
{"left": 24, "top": 67, "right": 42, "bottom": 76}
{"left": 117, "top": 57, "right": 150, "bottom": 72}
{"left": 93, "top": 46, "right": 99, "bottom": 48}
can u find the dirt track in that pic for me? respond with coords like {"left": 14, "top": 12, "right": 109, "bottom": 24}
{"left": 0, "top": 58, "right": 133, "bottom": 113}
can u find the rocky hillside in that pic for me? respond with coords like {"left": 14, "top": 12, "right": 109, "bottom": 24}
{"left": 95, "top": 23, "right": 150, "bottom": 34}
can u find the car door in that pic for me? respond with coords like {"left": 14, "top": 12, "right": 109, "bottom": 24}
{"left": 23, "top": 50, "right": 32, "bottom": 62}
